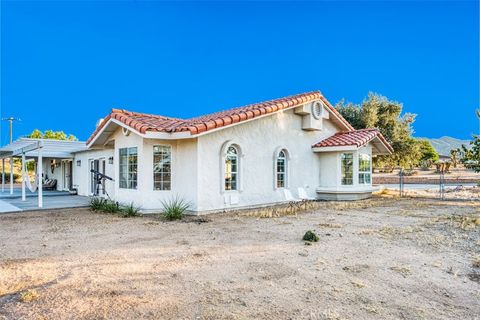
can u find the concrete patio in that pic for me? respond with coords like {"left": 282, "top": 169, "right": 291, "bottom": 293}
{"left": 0, "top": 187, "right": 71, "bottom": 199}
{"left": 0, "top": 187, "right": 90, "bottom": 213}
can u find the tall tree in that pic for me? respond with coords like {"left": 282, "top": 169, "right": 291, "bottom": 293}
{"left": 27, "top": 129, "right": 78, "bottom": 141}
{"left": 417, "top": 139, "right": 439, "bottom": 167}
{"left": 461, "top": 111, "right": 480, "bottom": 172}
{"left": 336, "top": 92, "right": 418, "bottom": 168}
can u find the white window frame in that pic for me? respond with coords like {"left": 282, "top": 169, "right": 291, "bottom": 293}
{"left": 273, "top": 147, "right": 290, "bottom": 189}
{"left": 153, "top": 145, "right": 172, "bottom": 191}
{"left": 358, "top": 153, "right": 372, "bottom": 185}
{"left": 341, "top": 153, "right": 354, "bottom": 186}
{"left": 119, "top": 147, "right": 138, "bottom": 189}
{"left": 225, "top": 146, "right": 239, "bottom": 191}
{"left": 220, "top": 140, "right": 244, "bottom": 193}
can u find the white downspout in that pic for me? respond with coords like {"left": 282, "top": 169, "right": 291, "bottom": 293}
{"left": 22, "top": 153, "right": 26, "bottom": 201}
{"left": 2, "top": 158, "right": 4, "bottom": 192}
{"left": 9, "top": 157, "right": 13, "bottom": 194}
{"left": 38, "top": 148, "right": 43, "bottom": 208}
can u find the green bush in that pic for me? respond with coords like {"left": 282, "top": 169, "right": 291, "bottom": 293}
{"left": 162, "top": 196, "right": 190, "bottom": 221}
{"left": 102, "top": 201, "right": 120, "bottom": 213}
{"left": 302, "top": 230, "right": 319, "bottom": 242}
{"left": 89, "top": 197, "right": 125, "bottom": 215}
{"left": 89, "top": 197, "right": 107, "bottom": 211}
{"left": 3, "top": 172, "right": 21, "bottom": 183}
{"left": 121, "top": 202, "right": 140, "bottom": 217}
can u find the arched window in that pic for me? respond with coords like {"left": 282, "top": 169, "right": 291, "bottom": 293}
{"left": 225, "top": 146, "right": 238, "bottom": 191}
{"left": 276, "top": 149, "right": 287, "bottom": 188}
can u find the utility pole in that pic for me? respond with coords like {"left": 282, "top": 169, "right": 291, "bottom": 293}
{"left": 2, "top": 117, "right": 21, "bottom": 144}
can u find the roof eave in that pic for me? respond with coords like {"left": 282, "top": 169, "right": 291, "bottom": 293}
{"left": 312, "top": 145, "right": 358, "bottom": 152}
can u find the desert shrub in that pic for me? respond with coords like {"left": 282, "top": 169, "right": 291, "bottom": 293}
{"left": 90, "top": 197, "right": 122, "bottom": 214}
{"left": 121, "top": 202, "right": 140, "bottom": 217}
{"left": 162, "top": 196, "right": 190, "bottom": 220}
{"left": 89, "top": 197, "right": 106, "bottom": 211}
{"left": 102, "top": 200, "right": 120, "bottom": 213}
{"left": 19, "top": 289, "right": 39, "bottom": 302}
{"left": 302, "top": 230, "right": 319, "bottom": 242}
{"left": 400, "top": 169, "right": 418, "bottom": 176}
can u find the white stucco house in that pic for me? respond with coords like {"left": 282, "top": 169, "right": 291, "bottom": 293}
{"left": 0, "top": 91, "right": 393, "bottom": 213}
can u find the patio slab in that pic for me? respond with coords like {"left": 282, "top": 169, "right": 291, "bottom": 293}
{"left": 0, "top": 187, "right": 71, "bottom": 199}
{"left": 0, "top": 200, "right": 21, "bottom": 213}
{"left": 0, "top": 195, "right": 90, "bottom": 213}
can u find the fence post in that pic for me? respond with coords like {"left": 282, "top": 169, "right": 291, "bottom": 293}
{"left": 399, "top": 168, "right": 404, "bottom": 198}
{"left": 439, "top": 166, "right": 445, "bottom": 200}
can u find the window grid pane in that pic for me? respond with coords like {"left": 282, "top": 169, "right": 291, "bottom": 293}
{"left": 341, "top": 153, "right": 353, "bottom": 185}
{"left": 225, "top": 146, "right": 238, "bottom": 190}
{"left": 358, "top": 154, "right": 371, "bottom": 185}
{"left": 276, "top": 150, "right": 287, "bottom": 188}
{"left": 119, "top": 147, "right": 137, "bottom": 189}
{"left": 153, "top": 145, "right": 172, "bottom": 190}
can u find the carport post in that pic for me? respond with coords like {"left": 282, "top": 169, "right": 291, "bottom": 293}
{"left": 2, "top": 158, "right": 4, "bottom": 192}
{"left": 9, "top": 157, "right": 13, "bottom": 194}
{"left": 38, "top": 149, "right": 43, "bottom": 208}
{"left": 21, "top": 153, "right": 26, "bottom": 201}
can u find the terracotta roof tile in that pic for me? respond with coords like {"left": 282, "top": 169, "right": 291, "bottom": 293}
{"left": 87, "top": 91, "right": 355, "bottom": 144}
{"left": 312, "top": 129, "right": 394, "bottom": 153}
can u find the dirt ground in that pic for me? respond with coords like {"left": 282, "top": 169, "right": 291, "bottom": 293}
{"left": 1, "top": 196, "right": 479, "bottom": 320}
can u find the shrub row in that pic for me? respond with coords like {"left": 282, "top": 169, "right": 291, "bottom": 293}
{"left": 89, "top": 197, "right": 140, "bottom": 217}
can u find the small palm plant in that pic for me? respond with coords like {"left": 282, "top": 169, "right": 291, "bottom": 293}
{"left": 121, "top": 202, "right": 140, "bottom": 217}
{"left": 89, "top": 197, "right": 106, "bottom": 211}
{"left": 162, "top": 195, "right": 191, "bottom": 220}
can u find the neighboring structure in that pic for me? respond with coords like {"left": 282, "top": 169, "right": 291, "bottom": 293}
{"left": 0, "top": 91, "right": 393, "bottom": 213}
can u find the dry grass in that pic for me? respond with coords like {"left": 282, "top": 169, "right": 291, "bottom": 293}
{"left": 351, "top": 280, "right": 366, "bottom": 288}
{"left": 239, "top": 201, "right": 318, "bottom": 218}
{"left": 19, "top": 289, "right": 39, "bottom": 303}
{"left": 318, "top": 222, "right": 343, "bottom": 228}
{"left": 390, "top": 265, "right": 412, "bottom": 277}
{"left": 358, "top": 225, "right": 424, "bottom": 238}
{"left": 472, "top": 256, "right": 480, "bottom": 268}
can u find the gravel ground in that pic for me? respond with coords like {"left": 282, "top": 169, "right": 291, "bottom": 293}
{"left": 0, "top": 196, "right": 479, "bottom": 320}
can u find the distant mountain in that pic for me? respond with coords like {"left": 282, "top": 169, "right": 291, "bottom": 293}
{"left": 421, "top": 136, "right": 471, "bottom": 156}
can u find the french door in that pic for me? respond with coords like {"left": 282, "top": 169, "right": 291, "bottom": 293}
{"left": 90, "top": 159, "right": 106, "bottom": 196}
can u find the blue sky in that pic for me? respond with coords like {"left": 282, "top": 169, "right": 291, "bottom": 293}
{"left": 1, "top": 1, "right": 478, "bottom": 143}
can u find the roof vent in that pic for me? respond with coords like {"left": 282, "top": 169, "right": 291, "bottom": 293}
{"left": 312, "top": 101, "right": 324, "bottom": 120}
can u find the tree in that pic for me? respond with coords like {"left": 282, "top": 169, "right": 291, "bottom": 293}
{"left": 450, "top": 148, "right": 460, "bottom": 168}
{"left": 461, "top": 135, "right": 480, "bottom": 172}
{"left": 336, "top": 92, "right": 418, "bottom": 169}
{"left": 27, "top": 129, "right": 78, "bottom": 141}
{"left": 460, "top": 111, "right": 480, "bottom": 172}
{"left": 417, "top": 139, "right": 439, "bottom": 166}
{"left": 334, "top": 99, "right": 363, "bottom": 129}
{"left": 28, "top": 129, "right": 43, "bottom": 139}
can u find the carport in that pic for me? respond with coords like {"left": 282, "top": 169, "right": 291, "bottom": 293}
{"left": 0, "top": 138, "right": 87, "bottom": 209}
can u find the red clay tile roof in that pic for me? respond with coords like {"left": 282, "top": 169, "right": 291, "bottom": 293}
{"left": 87, "top": 91, "right": 354, "bottom": 145}
{"left": 312, "top": 129, "right": 394, "bottom": 153}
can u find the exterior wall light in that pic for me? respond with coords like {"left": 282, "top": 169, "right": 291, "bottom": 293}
{"left": 108, "top": 157, "right": 114, "bottom": 164}
{"left": 76, "top": 160, "right": 81, "bottom": 167}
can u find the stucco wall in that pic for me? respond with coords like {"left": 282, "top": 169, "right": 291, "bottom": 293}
{"left": 318, "top": 152, "right": 338, "bottom": 188}
{"left": 94, "top": 128, "right": 199, "bottom": 211}
{"left": 195, "top": 108, "right": 339, "bottom": 212}
{"left": 72, "top": 149, "right": 115, "bottom": 197}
